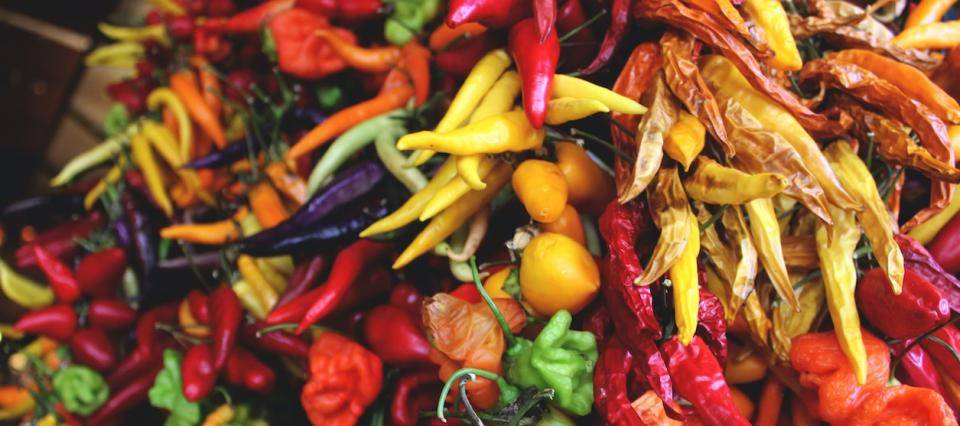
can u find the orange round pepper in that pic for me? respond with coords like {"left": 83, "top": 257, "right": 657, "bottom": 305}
{"left": 540, "top": 205, "right": 586, "bottom": 245}
{"left": 555, "top": 142, "right": 614, "bottom": 214}
{"left": 512, "top": 159, "right": 568, "bottom": 223}
{"left": 519, "top": 232, "right": 599, "bottom": 316}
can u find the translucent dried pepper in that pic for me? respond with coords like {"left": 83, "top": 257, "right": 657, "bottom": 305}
{"left": 684, "top": 156, "right": 788, "bottom": 205}
{"left": 744, "top": 198, "right": 800, "bottom": 310}
{"left": 611, "top": 43, "right": 662, "bottom": 194}
{"left": 636, "top": 167, "right": 689, "bottom": 285}
{"left": 741, "top": 0, "right": 802, "bottom": 70}
{"left": 619, "top": 73, "right": 679, "bottom": 204}
{"left": 771, "top": 280, "right": 825, "bottom": 361}
{"left": 780, "top": 236, "right": 819, "bottom": 270}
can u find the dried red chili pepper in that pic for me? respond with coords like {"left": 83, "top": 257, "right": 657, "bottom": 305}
{"left": 14, "top": 304, "right": 77, "bottom": 341}
{"left": 594, "top": 337, "right": 645, "bottom": 426}
{"left": 15, "top": 211, "right": 105, "bottom": 268}
{"left": 224, "top": 346, "right": 276, "bottom": 393}
{"left": 69, "top": 328, "right": 117, "bottom": 373}
{"left": 32, "top": 244, "right": 80, "bottom": 304}
{"left": 663, "top": 335, "right": 750, "bottom": 426}
{"left": 856, "top": 268, "right": 951, "bottom": 339}
{"left": 76, "top": 247, "right": 128, "bottom": 298}
{"left": 390, "top": 367, "right": 439, "bottom": 426}
{"left": 582, "top": 0, "right": 633, "bottom": 74}
{"left": 446, "top": 0, "right": 531, "bottom": 28}
{"left": 363, "top": 304, "right": 432, "bottom": 365}
{"left": 510, "top": 17, "right": 559, "bottom": 128}
{"left": 181, "top": 343, "right": 217, "bottom": 402}
{"left": 88, "top": 299, "right": 137, "bottom": 332}
{"left": 240, "top": 322, "right": 309, "bottom": 358}
{"left": 697, "top": 287, "right": 728, "bottom": 362}
{"left": 208, "top": 285, "right": 242, "bottom": 371}
{"left": 896, "top": 234, "right": 960, "bottom": 314}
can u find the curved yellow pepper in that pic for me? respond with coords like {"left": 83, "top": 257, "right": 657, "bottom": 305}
{"left": 147, "top": 88, "right": 192, "bottom": 160}
{"left": 98, "top": 23, "right": 169, "bottom": 46}
{"left": 130, "top": 133, "right": 174, "bottom": 217}
{"left": 397, "top": 110, "right": 544, "bottom": 155}
{"left": 51, "top": 125, "right": 136, "bottom": 186}
{"left": 552, "top": 74, "right": 647, "bottom": 114}
{"left": 544, "top": 97, "right": 610, "bottom": 125}
{"left": 84, "top": 162, "right": 124, "bottom": 210}
{"left": 360, "top": 158, "right": 459, "bottom": 237}
{"left": 744, "top": 198, "right": 800, "bottom": 310}
{"left": 671, "top": 211, "right": 700, "bottom": 345}
{"left": 141, "top": 121, "right": 214, "bottom": 205}
{"left": 0, "top": 259, "right": 53, "bottom": 310}
{"left": 457, "top": 70, "right": 522, "bottom": 189}
{"left": 237, "top": 255, "right": 279, "bottom": 314}
{"left": 683, "top": 156, "right": 788, "bottom": 204}
{"left": 741, "top": 0, "right": 802, "bottom": 70}
{"left": 84, "top": 42, "right": 144, "bottom": 68}
{"left": 421, "top": 157, "right": 499, "bottom": 221}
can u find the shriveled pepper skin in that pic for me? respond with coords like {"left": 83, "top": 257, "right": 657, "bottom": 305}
{"left": 856, "top": 268, "right": 950, "bottom": 339}
{"left": 302, "top": 332, "right": 382, "bottom": 425}
{"left": 663, "top": 336, "right": 749, "bottom": 426}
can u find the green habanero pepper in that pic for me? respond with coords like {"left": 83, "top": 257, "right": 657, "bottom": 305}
{"left": 53, "top": 365, "right": 109, "bottom": 416}
{"left": 384, "top": 0, "right": 440, "bottom": 46}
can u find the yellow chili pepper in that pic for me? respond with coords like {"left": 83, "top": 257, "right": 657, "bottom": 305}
{"left": 520, "top": 232, "right": 600, "bottom": 316}
{"left": 744, "top": 198, "right": 800, "bottom": 310}
{"left": 98, "top": 23, "right": 169, "bottom": 45}
{"left": 893, "top": 20, "right": 960, "bottom": 49}
{"left": 824, "top": 141, "right": 904, "bottom": 293}
{"left": 457, "top": 71, "right": 522, "bottom": 189}
{"left": 684, "top": 156, "right": 789, "bottom": 204}
{"left": 663, "top": 111, "right": 706, "bottom": 170}
{"left": 421, "top": 157, "right": 499, "bottom": 221}
{"left": 393, "top": 162, "right": 512, "bottom": 269}
{"left": 396, "top": 110, "right": 545, "bottom": 155}
{"left": 260, "top": 255, "right": 294, "bottom": 276}
{"left": 84, "top": 42, "right": 144, "bottom": 68}
{"left": 552, "top": 74, "right": 647, "bottom": 114}
{"left": 771, "top": 280, "right": 825, "bottom": 361}
{"left": 147, "top": 88, "right": 192, "bottom": 160}
{"left": 456, "top": 155, "right": 487, "bottom": 190}
{"left": 0, "top": 258, "right": 53, "bottom": 310}
{"left": 237, "top": 255, "right": 279, "bottom": 314}
{"left": 233, "top": 279, "right": 269, "bottom": 320}
{"left": 908, "top": 193, "right": 960, "bottom": 244}
{"left": 544, "top": 97, "right": 610, "bottom": 125}
{"left": 51, "top": 125, "right": 136, "bottom": 186}
{"left": 202, "top": 404, "right": 235, "bottom": 426}
{"left": 741, "top": 0, "right": 802, "bottom": 70}
{"left": 636, "top": 167, "right": 689, "bottom": 285}
{"left": 815, "top": 205, "right": 867, "bottom": 384}
{"left": 150, "top": 0, "right": 187, "bottom": 15}
{"left": 410, "top": 49, "right": 512, "bottom": 166}
{"left": 84, "top": 161, "right": 124, "bottom": 210}
{"left": 255, "top": 258, "right": 289, "bottom": 293}
{"left": 360, "top": 157, "right": 459, "bottom": 237}
{"left": 130, "top": 133, "right": 174, "bottom": 217}
{"left": 671, "top": 211, "right": 700, "bottom": 345}
{"left": 512, "top": 159, "right": 569, "bottom": 223}
{"left": 141, "top": 121, "right": 214, "bottom": 205}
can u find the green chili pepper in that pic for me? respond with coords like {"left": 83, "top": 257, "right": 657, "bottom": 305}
{"left": 53, "top": 366, "right": 109, "bottom": 416}
{"left": 51, "top": 125, "right": 138, "bottom": 186}
{"left": 384, "top": 0, "right": 440, "bottom": 45}
{"left": 374, "top": 125, "right": 427, "bottom": 193}
{"left": 306, "top": 111, "right": 403, "bottom": 195}
{"left": 504, "top": 310, "right": 598, "bottom": 416}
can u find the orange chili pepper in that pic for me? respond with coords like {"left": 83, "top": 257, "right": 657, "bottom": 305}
{"left": 287, "top": 86, "right": 414, "bottom": 160}
{"left": 265, "top": 162, "right": 307, "bottom": 206}
{"left": 160, "top": 207, "right": 249, "bottom": 245}
{"left": 169, "top": 70, "right": 227, "bottom": 149}
{"left": 20, "top": 226, "right": 35, "bottom": 243}
{"left": 178, "top": 299, "right": 210, "bottom": 338}
{"left": 163, "top": 107, "right": 178, "bottom": 138}
{"left": 192, "top": 130, "right": 213, "bottom": 159}
{"left": 170, "top": 181, "right": 197, "bottom": 208}
{"left": 905, "top": 0, "right": 958, "bottom": 29}
{"left": 249, "top": 182, "right": 289, "bottom": 228}
{"left": 190, "top": 56, "right": 222, "bottom": 119}
{"left": 315, "top": 28, "right": 401, "bottom": 73}
{"left": 429, "top": 22, "right": 487, "bottom": 50}
{"left": 540, "top": 204, "right": 586, "bottom": 245}
{"left": 755, "top": 376, "right": 785, "bottom": 426}
{"left": 401, "top": 41, "right": 431, "bottom": 106}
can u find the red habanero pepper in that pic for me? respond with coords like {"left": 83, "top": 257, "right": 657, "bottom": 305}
{"left": 363, "top": 304, "right": 432, "bottom": 365}
{"left": 446, "top": 0, "right": 531, "bottom": 28}
{"left": 187, "top": 289, "right": 210, "bottom": 324}
{"left": 182, "top": 344, "right": 217, "bottom": 402}
{"left": 202, "top": 0, "right": 295, "bottom": 33}
{"left": 388, "top": 281, "right": 423, "bottom": 314}
{"left": 928, "top": 212, "right": 960, "bottom": 274}
{"left": 240, "top": 321, "right": 309, "bottom": 358}
{"left": 892, "top": 342, "right": 947, "bottom": 398}
{"left": 15, "top": 211, "right": 105, "bottom": 268}
{"left": 267, "top": 9, "right": 354, "bottom": 80}
{"left": 224, "top": 347, "right": 276, "bottom": 393}
{"left": 509, "top": 18, "right": 559, "bottom": 128}
{"left": 390, "top": 367, "right": 440, "bottom": 426}
{"left": 534, "top": 0, "right": 557, "bottom": 42}
{"left": 435, "top": 32, "right": 496, "bottom": 78}
{"left": 294, "top": 240, "right": 391, "bottom": 334}
{"left": 302, "top": 332, "right": 383, "bottom": 425}
{"left": 69, "top": 328, "right": 117, "bottom": 373}
{"left": 856, "top": 268, "right": 951, "bottom": 339}
{"left": 88, "top": 299, "right": 137, "bottom": 332}
{"left": 209, "top": 285, "right": 243, "bottom": 371}
{"left": 32, "top": 244, "right": 80, "bottom": 304}
{"left": 556, "top": 0, "right": 598, "bottom": 69}
{"left": 76, "top": 247, "right": 127, "bottom": 298}
{"left": 594, "top": 337, "right": 646, "bottom": 426}
{"left": 920, "top": 324, "right": 960, "bottom": 384}
{"left": 276, "top": 255, "right": 325, "bottom": 308}
{"left": 88, "top": 363, "right": 163, "bottom": 424}
{"left": 663, "top": 335, "right": 751, "bottom": 426}
{"left": 896, "top": 235, "right": 960, "bottom": 313}
{"left": 13, "top": 305, "right": 77, "bottom": 341}
{"left": 581, "top": 0, "right": 633, "bottom": 74}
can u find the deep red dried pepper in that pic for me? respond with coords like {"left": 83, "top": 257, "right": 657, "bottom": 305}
{"left": 76, "top": 247, "right": 128, "bottom": 298}
{"left": 240, "top": 321, "right": 309, "bottom": 358}
{"left": 893, "top": 342, "right": 947, "bottom": 399}
{"left": 857, "top": 267, "right": 951, "bottom": 339}
{"left": 610, "top": 42, "right": 662, "bottom": 192}
{"left": 88, "top": 362, "right": 162, "bottom": 424}
{"left": 69, "top": 328, "right": 117, "bottom": 373}
{"left": 187, "top": 289, "right": 210, "bottom": 324}
{"left": 446, "top": 0, "right": 531, "bottom": 28}
{"left": 363, "top": 304, "right": 432, "bottom": 365}
{"left": 388, "top": 281, "right": 423, "bottom": 314}
{"left": 896, "top": 234, "right": 960, "bottom": 314}
{"left": 182, "top": 343, "right": 217, "bottom": 402}
{"left": 510, "top": 17, "right": 559, "bottom": 128}
{"left": 534, "top": 0, "right": 557, "bottom": 42}
{"left": 32, "top": 244, "right": 80, "bottom": 304}
{"left": 15, "top": 211, "right": 105, "bottom": 268}
{"left": 582, "top": 0, "right": 632, "bottom": 74}
{"left": 276, "top": 255, "right": 326, "bottom": 308}
{"left": 208, "top": 285, "right": 242, "bottom": 371}
{"left": 594, "top": 337, "right": 645, "bottom": 426}
{"left": 663, "top": 335, "right": 750, "bottom": 426}
{"left": 88, "top": 299, "right": 137, "bottom": 332}
{"left": 390, "top": 367, "right": 440, "bottom": 426}
{"left": 697, "top": 286, "right": 728, "bottom": 363}
{"left": 224, "top": 346, "right": 276, "bottom": 393}
{"left": 13, "top": 304, "right": 77, "bottom": 341}
{"left": 266, "top": 8, "right": 354, "bottom": 80}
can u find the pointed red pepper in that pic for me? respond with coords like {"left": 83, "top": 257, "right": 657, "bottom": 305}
{"left": 581, "top": 0, "right": 633, "bottom": 75}
{"left": 509, "top": 17, "right": 559, "bottom": 129}
{"left": 89, "top": 299, "right": 137, "bottom": 332}
{"left": 663, "top": 336, "right": 750, "bottom": 426}
{"left": 187, "top": 289, "right": 210, "bottom": 324}
{"left": 69, "top": 328, "right": 117, "bottom": 373}
{"left": 363, "top": 304, "right": 432, "bottom": 365}
{"left": 181, "top": 344, "right": 217, "bottom": 402}
{"left": 15, "top": 211, "right": 105, "bottom": 268}
{"left": 208, "top": 286, "right": 242, "bottom": 371}
{"left": 202, "top": 0, "right": 295, "bottom": 34}
{"left": 32, "top": 244, "right": 81, "bottom": 304}
{"left": 14, "top": 305, "right": 77, "bottom": 341}
{"left": 224, "top": 347, "right": 276, "bottom": 393}
{"left": 534, "top": 0, "right": 557, "bottom": 42}
{"left": 446, "top": 0, "right": 531, "bottom": 28}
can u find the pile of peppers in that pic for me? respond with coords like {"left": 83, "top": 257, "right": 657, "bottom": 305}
{"left": 9, "top": 0, "right": 960, "bottom": 424}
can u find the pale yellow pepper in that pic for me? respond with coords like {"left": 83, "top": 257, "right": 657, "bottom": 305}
{"left": 671, "top": 211, "right": 701, "bottom": 345}
{"left": 130, "top": 133, "right": 174, "bottom": 217}
{"left": 552, "top": 74, "right": 647, "bottom": 114}
{"left": 361, "top": 157, "right": 459, "bottom": 237}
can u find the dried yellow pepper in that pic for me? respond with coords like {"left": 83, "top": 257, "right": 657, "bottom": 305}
{"left": 741, "top": 0, "right": 802, "bottom": 70}
{"left": 620, "top": 73, "right": 680, "bottom": 203}
{"left": 742, "top": 289, "right": 771, "bottom": 346}
{"left": 636, "top": 167, "right": 689, "bottom": 285}
{"left": 744, "top": 198, "right": 799, "bottom": 310}
{"left": 684, "top": 156, "right": 788, "bottom": 205}
{"left": 663, "top": 111, "right": 706, "bottom": 170}
{"left": 722, "top": 206, "right": 760, "bottom": 315}
{"left": 396, "top": 110, "right": 544, "bottom": 155}
{"left": 771, "top": 279, "right": 825, "bottom": 361}
{"left": 360, "top": 158, "right": 458, "bottom": 237}
{"left": 671, "top": 211, "right": 700, "bottom": 345}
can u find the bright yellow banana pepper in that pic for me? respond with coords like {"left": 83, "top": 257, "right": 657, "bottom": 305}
{"left": 684, "top": 156, "right": 789, "bottom": 204}
{"left": 544, "top": 98, "right": 610, "bottom": 125}
{"left": 671, "top": 211, "right": 700, "bottom": 345}
{"left": 85, "top": 42, "right": 144, "bottom": 68}
{"left": 130, "top": 133, "right": 174, "bottom": 217}
{"left": 360, "top": 158, "right": 459, "bottom": 237}
{"left": 552, "top": 74, "right": 647, "bottom": 114}
{"left": 0, "top": 259, "right": 53, "bottom": 310}
{"left": 741, "top": 0, "right": 802, "bottom": 70}
{"left": 421, "top": 157, "right": 499, "bottom": 221}
{"left": 458, "top": 70, "right": 521, "bottom": 189}
{"left": 147, "top": 88, "right": 192, "bottom": 160}
{"left": 663, "top": 111, "right": 706, "bottom": 170}
{"left": 744, "top": 198, "right": 800, "bottom": 310}
{"left": 396, "top": 110, "right": 544, "bottom": 155}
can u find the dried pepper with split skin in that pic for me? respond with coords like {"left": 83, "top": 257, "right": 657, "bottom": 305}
{"left": 684, "top": 157, "right": 788, "bottom": 205}
{"left": 618, "top": 73, "right": 679, "bottom": 204}
{"left": 635, "top": 167, "right": 689, "bottom": 286}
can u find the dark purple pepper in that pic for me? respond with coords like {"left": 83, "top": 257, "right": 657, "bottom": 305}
{"left": 183, "top": 138, "right": 258, "bottom": 169}
{"left": 240, "top": 204, "right": 388, "bottom": 256}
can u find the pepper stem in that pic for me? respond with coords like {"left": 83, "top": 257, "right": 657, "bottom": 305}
{"left": 469, "top": 257, "right": 516, "bottom": 347}
{"left": 436, "top": 368, "right": 499, "bottom": 422}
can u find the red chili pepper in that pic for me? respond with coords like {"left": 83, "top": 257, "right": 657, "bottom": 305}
{"left": 388, "top": 281, "right": 423, "bottom": 314}
{"left": 182, "top": 343, "right": 217, "bottom": 402}
{"left": 435, "top": 32, "right": 496, "bottom": 78}
{"left": 556, "top": 0, "right": 597, "bottom": 69}
{"left": 892, "top": 342, "right": 947, "bottom": 399}
{"left": 594, "top": 337, "right": 645, "bottom": 426}
{"left": 187, "top": 289, "right": 210, "bottom": 324}
{"left": 76, "top": 247, "right": 127, "bottom": 298}
{"left": 54, "top": 402, "right": 82, "bottom": 426}
{"left": 928, "top": 212, "right": 960, "bottom": 274}
{"left": 448, "top": 282, "right": 482, "bottom": 303}
{"left": 293, "top": 240, "right": 391, "bottom": 334}
{"left": 509, "top": 17, "right": 559, "bottom": 128}
{"left": 89, "top": 299, "right": 137, "bottom": 332}
{"left": 135, "top": 303, "right": 179, "bottom": 355}
{"left": 534, "top": 0, "right": 557, "bottom": 42}
{"left": 663, "top": 335, "right": 750, "bottom": 426}
{"left": 32, "top": 244, "right": 80, "bottom": 304}
{"left": 390, "top": 367, "right": 440, "bottom": 426}
{"left": 276, "top": 255, "right": 326, "bottom": 308}
{"left": 335, "top": 267, "right": 392, "bottom": 314}
{"left": 13, "top": 305, "right": 77, "bottom": 341}
{"left": 209, "top": 285, "right": 242, "bottom": 371}
{"left": 363, "top": 304, "right": 432, "bottom": 365}
{"left": 856, "top": 267, "right": 951, "bottom": 339}
{"left": 203, "top": 0, "right": 295, "bottom": 33}
{"left": 896, "top": 235, "right": 960, "bottom": 313}
{"left": 267, "top": 8, "right": 354, "bottom": 80}
{"left": 69, "top": 328, "right": 117, "bottom": 373}
{"left": 266, "top": 287, "right": 319, "bottom": 325}
{"left": 224, "top": 346, "right": 276, "bottom": 393}
{"left": 240, "top": 321, "right": 309, "bottom": 358}
{"left": 15, "top": 211, "right": 105, "bottom": 268}
{"left": 297, "top": 0, "right": 384, "bottom": 22}
{"left": 107, "top": 348, "right": 162, "bottom": 390}
{"left": 88, "top": 362, "right": 163, "bottom": 424}
{"left": 581, "top": 0, "right": 633, "bottom": 74}
{"left": 446, "top": 0, "right": 531, "bottom": 28}
{"left": 208, "top": 0, "right": 237, "bottom": 16}
{"left": 920, "top": 324, "right": 960, "bottom": 384}
{"left": 697, "top": 287, "right": 728, "bottom": 363}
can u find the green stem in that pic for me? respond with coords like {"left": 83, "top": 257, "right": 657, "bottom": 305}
{"left": 889, "top": 316, "right": 960, "bottom": 381}
{"left": 558, "top": 9, "right": 607, "bottom": 43}
{"left": 436, "top": 368, "right": 500, "bottom": 422}
{"left": 470, "top": 257, "right": 517, "bottom": 347}
{"left": 569, "top": 128, "right": 634, "bottom": 162}
{"left": 699, "top": 205, "right": 729, "bottom": 232}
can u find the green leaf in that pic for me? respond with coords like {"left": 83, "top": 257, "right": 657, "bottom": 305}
{"left": 149, "top": 350, "right": 201, "bottom": 426}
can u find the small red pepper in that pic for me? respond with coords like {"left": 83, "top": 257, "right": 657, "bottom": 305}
{"left": 209, "top": 285, "right": 242, "bottom": 371}
{"left": 892, "top": 342, "right": 947, "bottom": 399}
{"left": 182, "top": 343, "right": 217, "bottom": 402}
{"left": 663, "top": 335, "right": 750, "bottom": 426}
{"left": 581, "top": 0, "right": 633, "bottom": 74}
{"left": 240, "top": 322, "right": 309, "bottom": 358}
{"left": 88, "top": 299, "right": 137, "bottom": 332}
{"left": 76, "top": 247, "right": 127, "bottom": 298}
{"left": 556, "top": 0, "right": 598, "bottom": 69}
{"left": 594, "top": 337, "right": 645, "bottom": 426}
{"left": 224, "top": 346, "right": 276, "bottom": 393}
{"left": 446, "top": 0, "right": 531, "bottom": 28}
{"left": 88, "top": 362, "right": 163, "bottom": 424}
{"left": 69, "top": 328, "right": 117, "bottom": 373}
{"left": 509, "top": 17, "right": 559, "bottom": 128}
{"left": 897, "top": 234, "right": 960, "bottom": 313}
{"left": 363, "top": 304, "right": 432, "bottom": 365}
{"left": 203, "top": 0, "right": 295, "bottom": 33}
{"left": 920, "top": 324, "right": 960, "bottom": 384}
{"left": 276, "top": 255, "right": 325, "bottom": 308}
{"left": 929, "top": 212, "right": 960, "bottom": 274}
{"left": 135, "top": 303, "right": 179, "bottom": 355}
{"left": 107, "top": 348, "right": 162, "bottom": 390}
{"left": 15, "top": 211, "right": 105, "bottom": 268}
{"left": 448, "top": 282, "right": 482, "bottom": 303}
{"left": 187, "top": 289, "right": 210, "bottom": 324}
{"left": 857, "top": 267, "right": 951, "bottom": 339}
{"left": 534, "top": 0, "right": 557, "bottom": 42}
{"left": 388, "top": 281, "right": 423, "bottom": 314}
{"left": 267, "top": 8, "right": 354, "bottom": 80}
{"left": 13, "top": 304, "right": 77, "bottom": 341}
{"left": 32, "top": 244, "right": 81, "bottom": 304}
{"left": 697, "top": 287, "right": 728, "bottom": 362}
{"left": 390, "top": 367, "right": 440, "bottom": 426}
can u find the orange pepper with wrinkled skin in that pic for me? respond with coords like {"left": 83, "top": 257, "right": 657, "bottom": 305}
{"left": 554, "top": 142, "right": 614, "bottom": 214}
{"left": 512, "top": 160, "right": 568, "bottom": 223}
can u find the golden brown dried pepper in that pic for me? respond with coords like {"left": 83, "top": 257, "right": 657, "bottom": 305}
{"left": 636, "top": 167, "right": 690, "bottom": 285}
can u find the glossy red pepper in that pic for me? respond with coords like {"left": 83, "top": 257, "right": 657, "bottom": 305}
{"left": 209, "top": 285, "right": 242, "bottom": 371}
{"left": 663, "top": 335, "right": 750, "bottom": 426}
{"left": 69, "top": 328, "right": 117, "bottom": 373}
{"left": 893, "top": 342, "right": 947, "bottom": 399}
{"left": 266, "top": 9, "right": 354, "bottom": 80}
{"left": 182, "top": 343, "right": 217, "bottom": 402}
{"left": 581, "top": 0, "right": 633, "bottom": 74}
{"left": 594, "top": 337, "right": 645, "bottom": 426}
{"left": 224, "top": 346, "right": 276, "bottom": 393}
{"left": 203, "top": 0, "right": 295, "bottom": 33}
{"left": 534, "top": 0, "right": 557, "bottom": 42}
{"left": 446, "top": 0, "right": 531, "bottom": 28}
{"left": 510, "top": 17, "right": 559, "bottom": 128}
{"left": 54, "top": 402, "right": 82, "bottom": 426}
{"left": 897, "top": 235, "right": 960, "bottom": 313}
{"left": 107, "top": 349, "right": 162, "bottom": 390}
{"left": 88, "top": 299, "right": 137, "bottom": 332}
{"left": 187, "top": 289, "right": 210, "bottom": 324}
{"left": 556, "top": 0, "right": 598, "bottom": 69}
{"left": 13, "top": 304, "right": 77, "bottom": 341}
{"left": 76, "top": 247, "right": 128, "bottom": 298}
{"left": 390, "top": 367, "right": 440, "bottom": 426}
{"left": 135, "top": 303, "right": 179, "bottom": 355}
{"left": 920, "top": 324, "right": 960, "bottom": 384}
{"left": 363, "top": 304, "right": 432, "bottom": 365}
{"left": 276, "top": 255, "right": 325, "bottom": 308}
{"left": 928, "top": 212, "right": 960, "bottom": 274}
{"left": 32, "top": 244, "right": 80, "bottom": 304}
{"left": 240, "top": 322, "right": 309, "bottom": 358}
{"left": 15, "top": 211, "right": 105, "bottom": 268}
{"left": 435, "top": 33, "right": 496, "bottom": 78}
{"left": 857, "top": 267, "right": 951, "bottom": 339}
{"left": 388, "top": 281, "right": 423, "bottom": 313}
{"left": 88, "top": 363, "right": 163, "bottom": 424}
